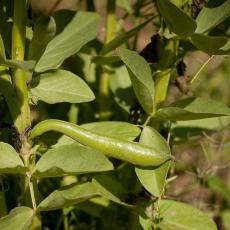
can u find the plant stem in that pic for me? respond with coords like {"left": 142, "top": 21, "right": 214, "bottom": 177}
{"left": 190, "top": 55, "right": 215, "bottom": 84}
{"left": 12, "top": 0, "right": 31, "bottom": 133}
{"left": 26, "top": 172, "right": 37, "bottom": 210}
{"left": 99, "top": 0, "right": 116, "bottom": 120}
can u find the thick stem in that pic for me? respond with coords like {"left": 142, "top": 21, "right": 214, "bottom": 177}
{"left": 12, "top": 0, "right": 31, "bottom": 133}
{"left": 99, "top": 0, "right": 116, "bottom": 120}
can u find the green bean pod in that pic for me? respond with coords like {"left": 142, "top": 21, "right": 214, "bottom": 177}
{"left": 29, "top": 119, "right": 172, "bottom": 167}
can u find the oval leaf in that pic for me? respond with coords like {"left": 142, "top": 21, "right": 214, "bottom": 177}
{"left": 118, "top": 48, "right": 155, "bottom": 114}
{"left": 191, "top": 34, "right": 227, "bottom": 55}
{"left": 135, "top": 127, "right": 171, "bottom": 197}
{"left": 156, "top": 97, "right": 230, "bottom": 121}
{"left": 0, "top": 142, "right": 27, "bottom": 174}
{"left": 35, "top": 11, "right": 100, "bottom": 72}
{"left": 32, "top": 144, "right": 113, "bottom": 177}
{"left": 156, "top": 0, "right": 197, "bottom": 38}
{"left": 30, "top": 70, "right": 95, "bottom": 104}
{"left": 0, "top": 207, "right": 34, "bottom": 230}
{"left": 157, "top": 200, "right": 217, "bottom": 230}
{"left": 196, "top": 0, "right": 230, "bottom": 33}
{"left": 37, "top": 182, "right": 99, "bottom": 211}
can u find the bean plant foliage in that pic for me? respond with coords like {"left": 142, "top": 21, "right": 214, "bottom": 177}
{"left": 0, "top": 0, "right": 229, "bottom": 229}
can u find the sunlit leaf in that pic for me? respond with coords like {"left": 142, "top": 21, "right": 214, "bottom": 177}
{"left": 32, "top": 144, "right": 113, "bottom": 177}
{"left": 118, "top": 48, "right": 155, "bottom": 114}
{"left": 30, "top": 70, "right": 95, "bottom": 104}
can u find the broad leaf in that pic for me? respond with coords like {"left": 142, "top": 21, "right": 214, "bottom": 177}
{"left": 135, "top": 127, "right": 171, "bottom": 197}
{"left": 100, "top": 17, "right": 153, "bottom": 55}
{"left": 156, "top": 97, "right": 230, "bottom": 121}
{"left": 191, "top": 34, "right": 227, "bottom": 55}
{"left": 32, "top": 144, "right": 113, "bottom": 177}
{"left": 157, "top": 200, "right": 217, "bottom": 230}
{"left": 30, "top": 70, "right": 95, "bottom": 104}
{"left": 0, "top": 207, "right": 34, "bottom": 230}
{"left": 91, "top": 55, "right": 121, "bottom": 65}
{"left": 216, "top": 39, "right": 230, "bottom": 55}
{"left": 0, "top": 142, "right": 27, "bottom": 174}
{"left": 37, "top": 182, "right": 99, "bottom": 211}
{"left": 196, "top": 0, "right": 230, "bottom": 33}
{"left": 35, "top": 11, "right": 99, "bottom": 72}
{"left": 118, "top": 48, "right": 154, "bottom": 114}
{"left": 92, "top": 175, "right": 131, "bottom": 206}
{"left": 156, "top": 0, "right": 197, "bottom": 38}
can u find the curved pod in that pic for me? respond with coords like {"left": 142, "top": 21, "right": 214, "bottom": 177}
{"left": 29, "top": 119, "right": 172, "bottom": 167}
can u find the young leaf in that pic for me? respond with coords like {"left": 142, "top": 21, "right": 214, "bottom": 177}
{"left": 135, "top": 127, "right": 171, "bottom": 197}
{"left": 157, "top": 200, "right": 217, "bottom": 230}
{"left": 156, "top": 97, "right": 230, "bottom": 121}
{"left": 156, "top": 0, "right": 197, "bottom": 38}
{"left": 118, "top": 48, "right": 155, "bottom": 114}
{"left": 191, "top": 34, "right": 227, "bottom": 55}
{"left": 100, "top": 17, "right": 153, "bottom": 55}
{"left": 37, "top": 182, "right": 99, "bottom": 211}
{"left": 30, "top": 70, "right": 95, "bottom": 104}
{"left": 35, "top": 11, "right": 100, "bottom": 72}
{"left": 0, "top": 142, "right": 27, "bottom": 174}
{"left": 196, "top": 0, "right": 230, "bottom": 33}
{"left": 0, "top": 207, "right": 34, "bottom": 230}
{"left": 92, "top": 175, "right": 131, "bottom": 206}
{"left": 32, "top": 144, "right": 113, "bottom": 177}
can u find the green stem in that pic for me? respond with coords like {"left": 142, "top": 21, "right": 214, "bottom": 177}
{"left": 26, "top": 172, "right": 37, "bottom": 210}
{"left": 99, "top": 0, "right": 116, "bottom": 120}
{"left": 12, "top": 0, "right": 31, "bottom": 133}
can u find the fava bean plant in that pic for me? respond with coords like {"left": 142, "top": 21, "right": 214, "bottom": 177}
{"left": 0, "top": 0, "right": 229, "bottom": 229}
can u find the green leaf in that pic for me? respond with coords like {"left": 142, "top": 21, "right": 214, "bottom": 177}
{"left": 92, "top": 175, "right": 131, "bottom": 206}
{"left": 32, "top": 144, "right": 113, "bottom": 177}
{"left": 135, "top": 127, "right": 171, "bottom": 197}
{"left": 156, "top": 0, "right": 197, "bottom": 38}
{"left": 109, "top": 65, "right": 135, "bottom": 112}
{"left": 100, "top": 17, "right": 153, "bottom": 55}
{"left": 0, "top": 207, "right": 34, "bottom": 230}
{"left": 30, "top": 70, "right": 95, "bottom": 104}
{"left": 157, "top": 200, "right": 217, "bottom": 230}
{"left": 117, "top": 0, "right": 132, "bottom": 13}
{"left": 91, "top": 55, "right": 121, "bottom": 65}
{"left": 0, "top": 142, "right": 27, "bottom": 174}
{"left": 37, "top": 182, "right": 99, "bottom": 211}
{"left": 190, "top": 34, "right": 227, "bottom": 55}
{"left": 216, "top": 38, "right": 230, "bottom": 55}
{"left": 156, "top": 97, "right": 230, "bottom": 121}
{"left": 118, "top": 48, "right": 155, "bottom": 114}
{"left": 196, "top": 0, "right": 230, "bottom": 33}
{"left": 35, "top": 11, "right": 100, "bottom": 72}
